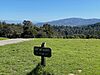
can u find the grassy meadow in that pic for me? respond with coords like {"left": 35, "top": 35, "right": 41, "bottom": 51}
{"left": 0, "top": 37, "right": 8, "bottom": 40}
{"left": 0, "top": 38, "right": 100, "bottom": 75}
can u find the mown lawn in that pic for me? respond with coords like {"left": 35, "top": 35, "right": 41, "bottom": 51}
{"left": 0, "top": 37, "right": 8, "bottom": 40}
{"left": 0, "top": 38, "right": 100, "bottom": 75}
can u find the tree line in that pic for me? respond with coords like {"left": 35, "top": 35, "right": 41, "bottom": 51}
{"left": 0, "top": 20, "right": 100, "bottom": 39}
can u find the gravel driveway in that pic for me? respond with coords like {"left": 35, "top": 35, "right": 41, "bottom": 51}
{"left": 0, "top": 38, "right": 32, "bottom": 46}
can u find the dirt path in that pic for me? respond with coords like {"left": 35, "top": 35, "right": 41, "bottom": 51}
{"left": 0, "top": 38, "right": 32, "bottom": 46}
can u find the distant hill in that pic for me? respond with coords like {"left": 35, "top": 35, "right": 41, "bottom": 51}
{"left": 36, "top": 18, "right": 100, "bottom": 26}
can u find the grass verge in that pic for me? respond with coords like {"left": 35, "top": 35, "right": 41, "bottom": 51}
{"left": 0, "top": 37, "right": 8, "bottom": 40}
{"left": 0, "top": 38, "right": 100, "bottom": 75}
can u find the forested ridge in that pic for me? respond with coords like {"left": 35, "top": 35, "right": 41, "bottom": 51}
{"left": 0, "top": 20, "right": 100, "bottom": 39}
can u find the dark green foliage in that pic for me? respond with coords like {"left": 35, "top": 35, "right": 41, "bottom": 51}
{"left": 22, "top": 20, "right": 34, "bottom": 38}
{"left": 52, "top": 23, "right": 100, "bottom": 39}
{"left": 0, "top": 22, "right": 23, "bottom": 38}
{"left": 0, "top": 20, "right": 100, "bottom": 38}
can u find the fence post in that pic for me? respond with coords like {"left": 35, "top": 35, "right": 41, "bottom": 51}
{"left": 41, "top": 42, "right": 46, "bottom": 66}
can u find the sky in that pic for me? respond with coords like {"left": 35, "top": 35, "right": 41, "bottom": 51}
{"left": 0, "top": 0, "right": 100, "bottom": 22}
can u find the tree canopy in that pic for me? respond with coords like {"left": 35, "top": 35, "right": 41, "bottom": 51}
{"left": 0, "top": 20, "right": 100, "bottom": 39}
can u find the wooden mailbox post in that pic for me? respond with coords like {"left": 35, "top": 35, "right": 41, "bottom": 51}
{"left": 34, "top": 42, "right": 52, "bottom": 66}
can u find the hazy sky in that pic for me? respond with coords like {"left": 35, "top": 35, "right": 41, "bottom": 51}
{"left": 0, "top": 0, "right": 100, "bottom": 22}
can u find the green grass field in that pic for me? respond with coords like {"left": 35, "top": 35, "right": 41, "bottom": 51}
{"left": 0, "top": 38, "right": 100, "bottom": 75}
{"left": 0, "top": 37, "right": 8, "bottom": 40}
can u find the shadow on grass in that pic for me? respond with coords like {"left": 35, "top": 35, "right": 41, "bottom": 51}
{"left": 27, "top": 63, "right": 54, "bottom": 75}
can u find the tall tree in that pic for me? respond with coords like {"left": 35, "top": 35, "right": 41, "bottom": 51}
{"left": 22, "top": 20, "right": 34, "bottom": 38}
